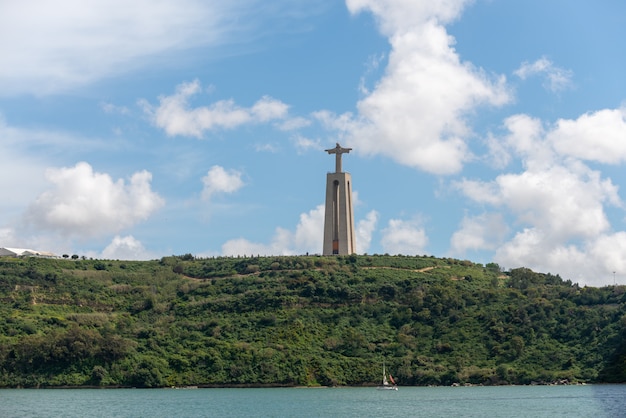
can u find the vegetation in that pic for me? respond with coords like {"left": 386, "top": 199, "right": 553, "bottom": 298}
{"left": 0, "top": 254, "right": 625, "bottom": 388}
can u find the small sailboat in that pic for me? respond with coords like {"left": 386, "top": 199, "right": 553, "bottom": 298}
{"left": 376, "top": 360, "right": 398, "bottom": 391}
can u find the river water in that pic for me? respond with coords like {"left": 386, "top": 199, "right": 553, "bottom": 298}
{"left": 1, "top": 385, "right": 624, "bottom": 417}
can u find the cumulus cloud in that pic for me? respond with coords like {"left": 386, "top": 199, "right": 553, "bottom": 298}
{"left": 221, "top": 205, "right": 324, "bottom": 256}
{"left": 100, "top": 235, "right": 155, "bottom": 260}
{"left": 201, "top": 165, "right": 245, "bottom": 200}
{"left": 318, "top": 0, "right": 511, "bottom": 174}
{"left": 493, "top": 231, "right": 626, "bottom": 286}
{"left": 25, "top": 162, "right": 164, "bottom": 237}
{"left": 456, "top": 109, "right": 625, "bottom": 285}
{"left": 221, "top": 235, "right": 273, "bottom": 258}
{"left": 449, "top": 213, "right": 508, "bottom": 255}
{"left": 221, "top": 205, "right": 378, "bottom": 256}
{"left": 458, "top": 162, "right": 619, "bottom": 244}
{"left": 357, "top": 210, "right": 379, "bottom": 254}
{"left": 381, "top": 217, "right": 428, "bottom": 255}
{"left": 493, "top": 229, "right": 572, "bottom": 273}
{"left": 500, "top": 114, "right": 553, "bottom": 169}
{"left": 140, "top": 80, "right": 289, "bottom": 138}
{"left": 346, "top": 0, "right": 469, "bottom": 33}
{"left": 514, "top": 57, "right": 573, "bottom": 92}
{"left": 293, "top": 205, "right": 326, "bottom": 252}
{"left": 0, "top": 116, "right": 123, "bottom": 214}
{"left": 548, "top": 108, "right": 626, "bottom": 164}
{"left": 589, "top": 233, "right": 626, "bottom": 280}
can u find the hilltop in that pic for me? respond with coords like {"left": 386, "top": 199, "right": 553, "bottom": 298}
{"left": 0, "top": 254, "right": 625, "bottom": 388}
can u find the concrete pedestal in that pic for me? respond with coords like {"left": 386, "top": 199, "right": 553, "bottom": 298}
{"left": 323, "top": 172, "right": 356, "bottom": 255}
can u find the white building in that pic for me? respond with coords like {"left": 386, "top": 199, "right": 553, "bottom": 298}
{"left": 0, "top": 247, "right": 59, "bottom": 259}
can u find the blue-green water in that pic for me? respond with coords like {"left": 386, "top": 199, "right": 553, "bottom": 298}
{"left": 1, "top": 385, "right": 624, "bottom": 417}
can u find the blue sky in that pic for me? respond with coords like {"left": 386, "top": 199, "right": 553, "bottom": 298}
{"left": 2, "top": 0, "right": 626, "bottom": 286}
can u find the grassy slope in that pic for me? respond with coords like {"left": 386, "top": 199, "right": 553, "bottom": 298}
{"left": 0, "top": 254, "right": 625, "bottom": 387}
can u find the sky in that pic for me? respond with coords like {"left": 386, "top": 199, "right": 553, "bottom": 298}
{"left": 1, "top": 0, "right": 626, "bottom": 286}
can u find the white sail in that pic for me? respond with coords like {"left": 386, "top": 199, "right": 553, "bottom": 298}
{"left": 377, "top": 360, "right": 398, "bottom": 390}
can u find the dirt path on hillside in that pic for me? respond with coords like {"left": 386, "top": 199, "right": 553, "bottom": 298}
{"left": 182, "top": 264, "right": 449, "bottom": 281}
{"left": 361, "top": 265, "right": 448, "bottom": 273}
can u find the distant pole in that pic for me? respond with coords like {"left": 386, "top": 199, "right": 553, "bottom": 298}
{"left": 613, "top": 271, "right": 616, "bottom": 285}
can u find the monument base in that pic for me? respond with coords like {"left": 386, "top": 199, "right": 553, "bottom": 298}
{"left": 323, "top": 172, "right": 355, "bottom": 255}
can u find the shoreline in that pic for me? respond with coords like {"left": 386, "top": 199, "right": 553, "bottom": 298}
{"left": 0, "top": 381, "right": 597, "bottom": 390}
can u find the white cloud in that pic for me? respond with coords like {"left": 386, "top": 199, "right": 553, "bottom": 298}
{"left": 457, "top": 108, "right": 626, "bottom": 285}
{"left": 460, "top": 162, "right": 619, "bottom": 244}
{"left": 589, "top": 233, "right": 626, "bottom": 282}
{"left": 495, "top": 231, "right": 626, "bottom": 286}
{"left": 501, "top": 114, "right": 553, "bottom": 169}
{"left": 0, "top": 114, "right": 97, "bottom": 150}
{"left": 346, "top": 0, "right": 469, "bottom": 33}
{"left": 252, "top": 97, "right": 290, "bottom": 122}
{"left": 0, "top": 0, "right": 241, "bottom": 96}
{"left": 140, "top": 80, "right": 289, "bottom": 138}
{"left": 25, "top": 162, "right": 164, "bottom": 237}
{"left": 221, "top": 237, "right": 280, "bottom": 257}
{"left": 495, "top": 228, "right": 580, "bottom": 272}
{"left": 201, "top": 165, "right": 245, "bottom": 200}
{"left": 255, "top": 143, "right": 280, "bottom": 153}
{"left": 485, "top": 133, "right": 512, "bottom": 169}
{"left": 222, "top": 205, "right": 324, "bottom": 256}
{"left": 505, "top": 166, "right": 615, "bottom": 240}
{"left": 449, "top": 213, "right": 508, "bottom": 255}
{"left": 0, "top": 116, "right": 124, "bottom": 210}
{"left": 221, "top": 205, "right": 378, "bottom": 256}
{"left": 277, "top": 116, "right": 311, "bottom": 131}
{"left": 293, "top": 205, "right": 325, "bottom": 252}
{"left": 514, "top": 56, "right": 573, "bottom": 92}
{"left": 0, "top": 228, "right": 17, "bottom": 245}
{"left": 380, "top": 217, "right": 428, "bottom": 255}
{"left": 100, "top": 235, "right": 155, "bottom": 260}
{"left": 357, "top": 210, "right": 379, "bottom": 253}
{"left": 1, "top": 0, "right": 330, "bottom": 96}
{"left": 101, "top": 102, "right": 130, "bottom": 115}
{"left": 293, "top": 135, "right": 322, "bottom": 154}
{"left": 548, "top": 108, "right": 626, "bottom": 164}
{"left": 319, "top": 0, "right": 511, "bottom": 175}
{"left": 454, "top": 179, "right": 501, "bottom": 206}
{"left": 359, "top": 53, "right": 386, "bottom": 95}
{"left": 0, "top": 149, "right": 47, "bottom": 216}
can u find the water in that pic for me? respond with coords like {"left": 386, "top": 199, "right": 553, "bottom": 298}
{"left": 1, "top": 385, "right": 625, "bottom": 417}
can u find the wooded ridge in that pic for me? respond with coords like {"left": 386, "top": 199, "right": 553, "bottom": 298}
{"left": 1, "top": 254, "right": 625, "bottom": 388}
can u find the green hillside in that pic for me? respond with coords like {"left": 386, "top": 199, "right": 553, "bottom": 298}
{"left": 1, "top": 254, "right": 625, "bottom": 388}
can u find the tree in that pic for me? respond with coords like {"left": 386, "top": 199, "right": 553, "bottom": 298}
{"left": 91, "top": 365, "right": 107, "bottom": 385}
{"left": 486, "top": 263, "right": 501, "bottom": 273}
